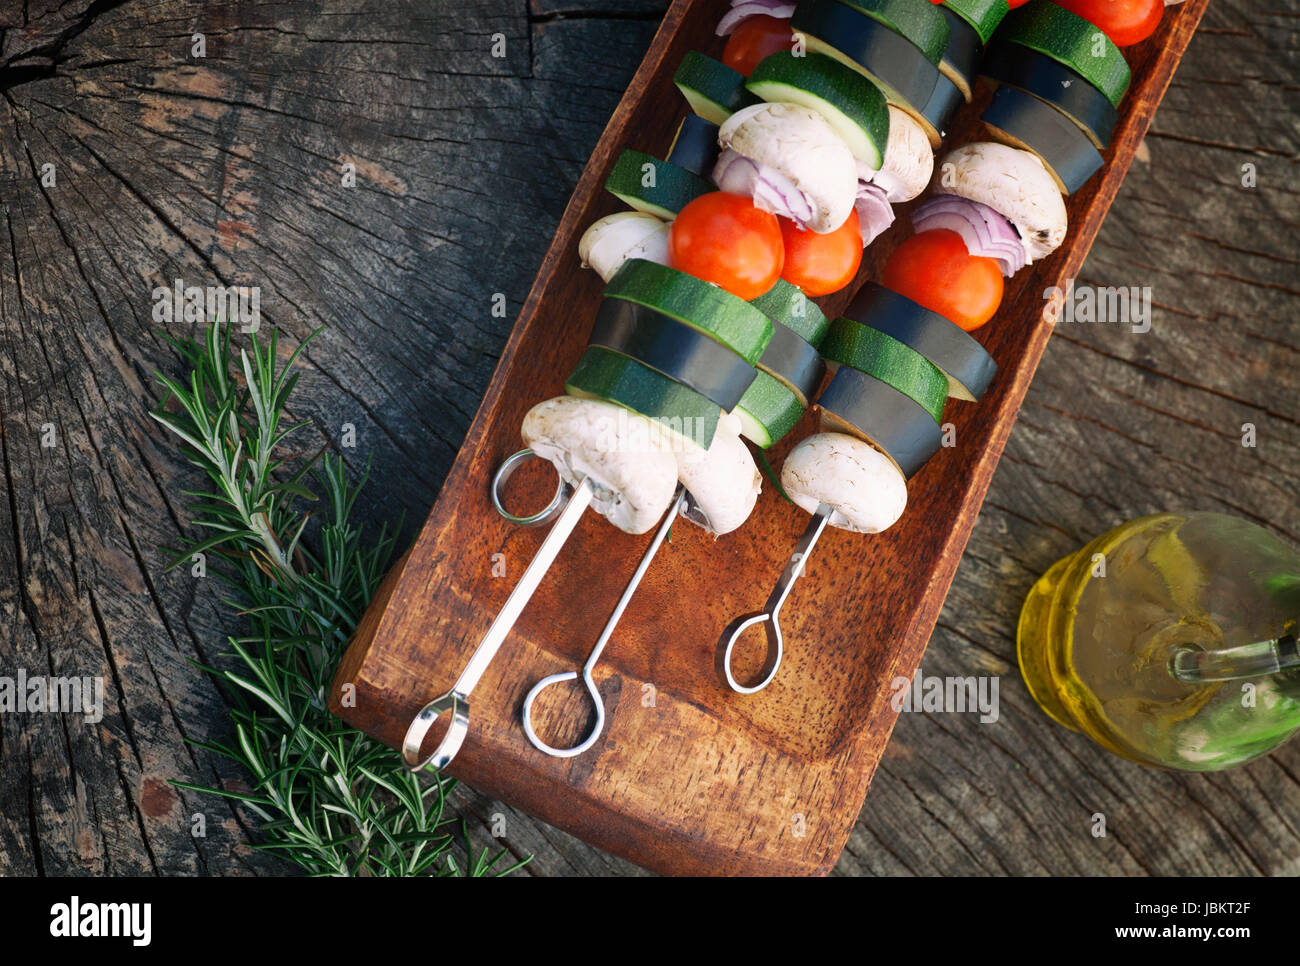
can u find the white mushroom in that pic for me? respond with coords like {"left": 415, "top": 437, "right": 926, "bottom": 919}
{"left": 932, "top": 141, "right": 1068, "bottom": 263}
{"left": 715, "top": 102, "right": 858, "bottom": 233}
{"left": 780, "top": 432, "right": 907, "bottom": 534}
{"left": 675, "top": 416, "right": 762, "bottom": 536}
{"left": 521, "top": 396, "right": 678, "bottom": 535}
{"left": 578, "top": 211, "right": 671, "bottom": 282}
{"left": 867, "top": 106, "right": 933, "bottom": 204}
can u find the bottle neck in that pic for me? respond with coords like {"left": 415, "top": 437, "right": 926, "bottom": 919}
{"left": 1169, "top": 633, "right": 1300, "bottom": 684}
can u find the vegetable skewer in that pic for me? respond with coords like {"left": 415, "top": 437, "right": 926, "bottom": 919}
{"left": 727, "top": 0, "right": 1142, "bottom": 692}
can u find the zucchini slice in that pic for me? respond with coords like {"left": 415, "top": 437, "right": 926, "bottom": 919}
{"left": 588, "top": 299, "right": 757, "bottom": 411}
{"left": 666, "top": 113, "right": 721, "bottom": 179}
{"left": 566, "top": 346, "right": 720, "bottom": 450}
{"left": 820, "top": 317, "right": 948, "bottom": 423}
{"left": 999, "top": 0, "right": 1130, "bottom": 109}
{"left": 842, "top": 0, "right": 951, "bottom": 66}
{"left": 816, "top": 365, "right": 943, "bottom": 478}
{"left": 979, "top": 41, "right": 1118, "bottom": 148}
{"left": 746, "top": 50, "right": 890, "bottom": 170}
{"left": 604, "top": 149, "right": 712, "bottom": 219}
{"left": 673, "top": 51, "right": 760, "bottom": 125}
{"left": 603, "top": 259, "right": 773, "bottom": 365}
{"left": 942, "top": 0, "right": 1009, "bottom": 46}
{"left": 843, "top": 283, "right": 996, "bottom": 401}
{"left": 790, "top": 0, "right": 941, "bottom": 141}
{"left": 757, "top": 321, "right": 826, "bottom": 407}
{"left": 735, "top": 370, "right": 807, "bottom": 449}
{"left": 981, "top": 84, "right": 1104, "bottom": 194}
{"left": 936, "top": 5, "right": 981, "bottom": 102}
{"left": 750, "top": 278, "right": 830, "bottom": 347}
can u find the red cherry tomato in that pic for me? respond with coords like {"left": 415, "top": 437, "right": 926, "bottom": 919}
{"left": 1055, "top": 0, "right": 1162, "bottom": 46}
{"left": 721, "top": 16, "right": 793, "bottom": 76}
{"left": 882, "top": 229, "right": 1004, "bottom": 332}
{"left": 778, "top": 211, "right": 863, "bottom": 297}
{"left": 1006, "top": 0, "right": 1033, "bottom": 8}
{"left": 669, "top": 192, "right": 784, "bottom": 300}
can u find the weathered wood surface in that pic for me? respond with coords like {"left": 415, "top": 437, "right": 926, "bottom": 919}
{"left": 0, "top": 0, "right": 1295, "bottom": 876}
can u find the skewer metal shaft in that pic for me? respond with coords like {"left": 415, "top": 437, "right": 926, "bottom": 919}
{"left": 401, "top": 476, "right": 594, "bottom": 772}
{"left": 721, "top": 502, "right": 833, "bottom": 694}
{"left": 522, "top": 487, "right": 687, "bottom": 758}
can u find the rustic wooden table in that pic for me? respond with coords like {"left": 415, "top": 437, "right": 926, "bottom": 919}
{"left": 1, "top": 0, "right": 1295, "bottom": 876}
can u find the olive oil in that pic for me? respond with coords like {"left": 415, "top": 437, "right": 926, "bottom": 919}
{"left": 1017, "top": 513, "right": 1300, "bottom": 770}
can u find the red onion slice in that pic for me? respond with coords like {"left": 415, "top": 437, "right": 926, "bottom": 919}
{"left": 712, "top": 148, "right": 815, "bottom": 226}
{"left": 854, "top": 182, "right": 894, "bottom": 248}
{"left": 716, "top": 1, "right": 795, "bottom": 36}
{"left": 911, "top": 196, "right": 1027, "bottom": 277}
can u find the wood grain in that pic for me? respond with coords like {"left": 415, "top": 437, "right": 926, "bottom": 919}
{"left": 330, "top": 0, "right": 1213, "bottom": 875}
{"left": 2, "top": 0, "right": 1295, "bottom": 878}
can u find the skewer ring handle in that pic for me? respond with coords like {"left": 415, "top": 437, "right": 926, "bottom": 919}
{"left": 492, "top": 448, "right": 568, "bottom": 527}
{"left": 722, "top": 612, "right": 784, "bottom": 695}
{"left": 521, "top": 669, "right": 607, "bottom": 758}
{"left": 402, "top": 690, "right": 471, "bottom": 771}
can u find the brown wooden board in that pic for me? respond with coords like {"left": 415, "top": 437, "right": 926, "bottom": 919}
{"left": 331, "top": 0, "right": 1211, "bottom": 875}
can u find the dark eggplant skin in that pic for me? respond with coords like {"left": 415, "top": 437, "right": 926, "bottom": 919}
{"left": 588, "top": 298, "right": 758, "bottom": 411}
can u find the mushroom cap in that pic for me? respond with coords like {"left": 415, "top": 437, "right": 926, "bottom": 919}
{"left": 718, "top": 102, "right": 859, "bottom": 233}
{"left": 578, "top": 211, "right": 670, "bottom": 282}
{"left": 675, "top": 416, "right": 761, "bottom": 536}
{"left": 868, "top": 106, "right": 933, "bottom": 204}
{"left": 780, "top": 432, "right": 907, "bottom": 534}
{"left": 932, "top": 141, "right": 1067, "bottom": 263}
{"left": 521, "top": 396, "right": 679, "bottom": 535}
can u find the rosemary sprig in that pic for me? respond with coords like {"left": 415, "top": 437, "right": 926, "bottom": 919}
{"left": 152, "top": 320, "right": 525, "bottom": 877}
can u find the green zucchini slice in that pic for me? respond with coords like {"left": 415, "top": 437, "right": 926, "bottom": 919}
{"left": 566, "top": 346, "right": 720, "bottom": 450}
{"left": 841, "top": 0, "right": 951, "bottom": 65}
{"left": 790, "top": 0, "right": 941, "bottom": 140}
{"left": 747, "top": 50, "right": 890, "bottom": 170}
{"left": 735, "top": 370, "right": 807, "bottom": 449}
{"left": 673, "top": 51, "right": 760, "bottom": 125}
{"left": 603, "top": 259, "right": 773, "bottom": 365}
{"left": 749, "top": 278, "right": 830, "bottom": 348}
{"left": 604, "top": 149, "right": 713, "bottom": 219}
{"left": 998, "top": 0, "right": 1131, "bottom": 109}
{"left": 820, "top": 317, "right": 949, "bottom": 423}
{"left": 942, "top": 0, "right": 1009, "bottom": 46}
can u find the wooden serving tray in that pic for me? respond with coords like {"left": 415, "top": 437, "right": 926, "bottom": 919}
{"left": 331, "top": 0, "right": 1208, "bottom": 875}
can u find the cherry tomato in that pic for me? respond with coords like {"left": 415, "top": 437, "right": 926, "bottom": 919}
{"left": 882, "top": 229, "right": 1003, "bottom": 331}
{"left": 1055, "top": 0, "right": 1162, "bottom": 46}
{"left": 721, "top": 16, "right": 793, "bottom": 76}
{"left": 669, "top": 192, "right": 783, "bottom": 300}
{"left": 778, "top": 211, "right": 862, "bottom": 297}
{"left": 1006, "top": 0, "right": 1033, "bottom": 7}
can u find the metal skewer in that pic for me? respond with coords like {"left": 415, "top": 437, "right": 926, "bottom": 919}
{"left": 401, "top": 452, "right": 589, "bottom": 772}
{"left": 720, "top": 502, "right": 833, "bottom": 694}
{"left": 521, "top": 486, "right": 687, "bottom": 758}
